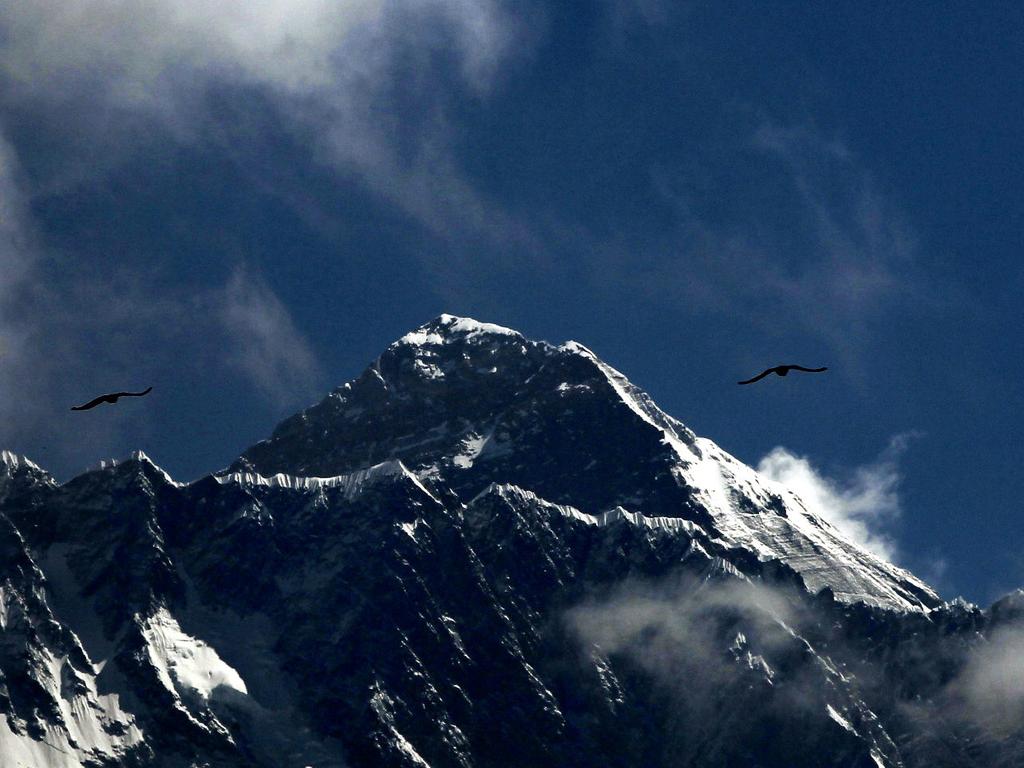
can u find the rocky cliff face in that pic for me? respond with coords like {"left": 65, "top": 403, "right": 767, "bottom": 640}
{"left": 0, "top": 317, "right": 1020, "bottom": 767}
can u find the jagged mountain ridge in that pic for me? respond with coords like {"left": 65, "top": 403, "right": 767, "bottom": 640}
{"left": 0, "top": 316, "right": 1020, "bottom": 767}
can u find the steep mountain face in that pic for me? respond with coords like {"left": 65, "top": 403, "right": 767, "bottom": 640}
{"left": 0, "top": 317, "right": 1021, "bottom": 767}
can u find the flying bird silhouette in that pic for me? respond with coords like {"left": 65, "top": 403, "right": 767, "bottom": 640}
{"left": 738, "top": 365, "right": 827, "bottom": 385}
{"left": 71, "top": 387, "right": 153, "bottom": 411}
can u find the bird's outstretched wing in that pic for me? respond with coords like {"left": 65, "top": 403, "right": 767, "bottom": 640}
{"left": 789, "top": 366, "right": 827, "bottom": 373}
{"left": 737, "top": 369, "right": 773, "bottom": 385}
{"left": 71, "top": 387, "right": 151, "bottom": 411}
{"left": 113, "top": 386, "right": 153, "bottom": 398}
{"left": 71, "top": 395, "right": 109, "bottom": 411}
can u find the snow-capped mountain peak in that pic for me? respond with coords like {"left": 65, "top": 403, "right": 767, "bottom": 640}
{"left": 394, "top": 314, "right": 525, "bottom": 348}
{"left": 239, "top": 316, "right": 937, "bottom": 612}
{"left": 0, "top": 316, "right": 1017, "bottom": 768}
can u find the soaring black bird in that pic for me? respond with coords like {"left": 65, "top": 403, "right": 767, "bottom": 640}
{"left": 71, "top": 387, "right": 153, "bottom": 411}
{"left": 738, "top": 365, "right": 827, "bottom": 385}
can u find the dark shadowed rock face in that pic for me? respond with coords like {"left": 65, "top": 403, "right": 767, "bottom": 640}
{"left": 0, "top": 317, "right": 1020, "bottom": 767}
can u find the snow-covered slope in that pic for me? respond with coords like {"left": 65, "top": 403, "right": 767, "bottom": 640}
{"left": 0, "top": 315, "right": 1019, "bottom": 767}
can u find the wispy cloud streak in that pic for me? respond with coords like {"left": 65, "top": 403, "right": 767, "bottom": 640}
{"left": 757, "top": 434, "right": 918, "bottom": 562}
{"left": 596, "top": 122, "right": 934, "bottom": 367}
{"left": 219, "top": 266, "right": 323, "bottom": 408}
{"left": 0, "top": 0, "right": 529, "bottom": 235}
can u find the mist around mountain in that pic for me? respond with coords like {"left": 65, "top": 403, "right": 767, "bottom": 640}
{"left": 0, "top": 316, "right": 1021, "bottom": 767}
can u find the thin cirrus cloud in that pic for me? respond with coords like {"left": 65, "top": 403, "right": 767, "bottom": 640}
{"left": 0, "top": 0, "right": 529, "bottom": 235}
{"left": 752, "top": 124, "right": 926, "bottom": 337}
{"left": 755, "top": 433, "right": 918, "bottom": 563}
{"left": 604, "top": 123, "right": 933, "bottom": 368}
{"left": 218, "top": 266, "right": 324, "bottom": 409}
{"left": 0, "top": 1, "right": 515, "bottom": 116}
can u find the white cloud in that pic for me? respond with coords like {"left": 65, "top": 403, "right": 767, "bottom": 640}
{"left": 562, "top": 574, "right": 885, "bottom": 762}
{"left": 0, "top": 0, "right": 527, "bottom": 233}
{"left": 756, "top": 434, "right": 917, "bottom": 561}
{"left": 956, "top": 623, "right": 1024, "bottom": 736}
{"left": 218, "top": 266, "right": 323, "bottom": 408}
{"left": 3, "top": 2, "right": 371, "bottom": 100}
{"left": 565, "top": 574, "right": 802, "bottom": 733}
{"left": 567, "top": 575, "right": 797, "bottom": 670}
{"left": 1, "top": 1, "right": 515, "bottom": 108}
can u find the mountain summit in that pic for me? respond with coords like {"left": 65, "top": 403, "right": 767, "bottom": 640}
{"left": 237, "top": 314, "right": 935, "bottom": 612}
{"left": 0, "top": 316, "right": 1019, "bottom": 767}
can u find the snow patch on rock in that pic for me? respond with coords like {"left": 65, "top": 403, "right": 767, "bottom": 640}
{"left": 142, "top": 607, "right": 248, "bottom": 704}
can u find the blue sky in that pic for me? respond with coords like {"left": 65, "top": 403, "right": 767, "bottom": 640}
{"left": 0, "top": 2, "right": 1021, "bottom": 602}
